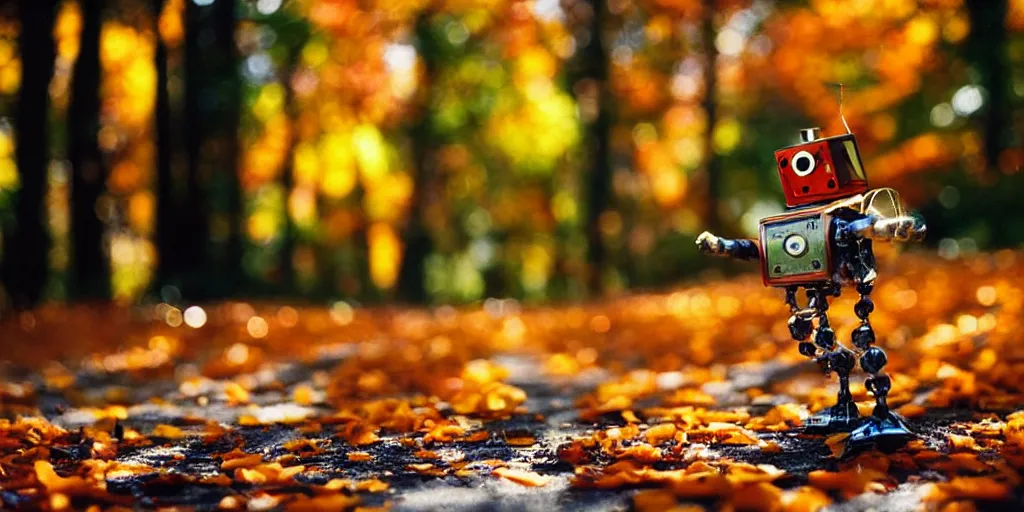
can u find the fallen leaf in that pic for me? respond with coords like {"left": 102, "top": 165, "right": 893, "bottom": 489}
{"left": 151, "top": 424, "right": 186, "bottom": 439}
{"left": 825, "top": 433, "right": 850, "bottom": 458}
{"left": 493, "top": 467, "right": 550, "bottom": 487}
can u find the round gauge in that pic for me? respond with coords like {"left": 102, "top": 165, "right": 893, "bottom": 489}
{"left": 792, "top": 151, "right": 816, "bottom": 177}
{"left": 783, "top": 234, "right": 808, "bottom": 257}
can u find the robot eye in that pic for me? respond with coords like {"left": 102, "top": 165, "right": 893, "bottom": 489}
{"left": 792, "top": 151, "right": 816, "bottom": 177}
{"left": 783, "top": 234, "right": 808, "bottom": 257}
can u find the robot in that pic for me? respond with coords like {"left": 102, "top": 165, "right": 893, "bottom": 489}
{"left": 696, "top": 127, "right": 926, "bottom": 444}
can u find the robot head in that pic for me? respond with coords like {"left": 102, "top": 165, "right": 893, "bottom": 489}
{"left": 774, "top": 128, "right": 868, "bottom": 208}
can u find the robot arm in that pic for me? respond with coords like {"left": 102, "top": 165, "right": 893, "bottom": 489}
{"left": 695, "top": 232, "right": 761, "bottom": 261}
{"left": 830, "top": 188, "right": 926, "bottom": 244}
{"left": 845, "top": 213, "right": 926, "bottom": 243}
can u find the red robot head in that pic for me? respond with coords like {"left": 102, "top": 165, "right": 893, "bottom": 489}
{"left": 774, "top": 128, "right": 868, "bottom": 208}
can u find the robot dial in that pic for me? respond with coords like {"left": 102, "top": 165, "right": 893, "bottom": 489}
{"left": 783, "top": 234, "right": 808, "bottom": 257}
{"left": 792, "top": 151, "right": 816, "bottom": 177}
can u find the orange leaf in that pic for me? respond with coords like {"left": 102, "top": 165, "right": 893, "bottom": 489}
{"left": 780, "top": 486, "right": 832, "bottom": 512}
{"left": 347, "top": 452, "right": 373, "bottom": 462}
{"left": 151, "top": 424, "right": 185, "bottom": 439}
{"left": 493, "top": 467, "right": 550, "bottom": 487}
{"left": 729, "top": 482, "right": 783, "bottom": 511}
{"left": 644, "top": 423, "right": 677, "bottom": 445}
{"left": 221, "top": 454, "right": 264, "bottom": 471}
{"left": 824, "top": 433, "right": 849, "bottom": 458}
{"left": 34, "top": 461, "right": 96, "bottom": 494}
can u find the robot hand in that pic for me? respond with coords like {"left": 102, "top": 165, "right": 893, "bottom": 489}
{"left": 849, "top": 214, "right": 927, "bottom": 243}
{"left": 696, "top": 231, "right": 726, "bottom": 256}
{"left": 870, "top": 214, "right": 927, "bottom": 243}
{"left": 894, "top": 214, "right": 927, "bottom": 242}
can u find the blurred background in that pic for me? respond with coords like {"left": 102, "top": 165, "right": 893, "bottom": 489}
{"left": 0, "top": 0, "right": 1021, "bottom": 310}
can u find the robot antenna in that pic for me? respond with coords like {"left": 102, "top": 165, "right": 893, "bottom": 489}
{"left": 836, "top": 82, "right": 851, "bottom": 135}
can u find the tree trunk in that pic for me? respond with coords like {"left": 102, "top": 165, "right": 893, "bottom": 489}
{"left": 178, "top": 0, "right": 211, "bottom": 299}
{"left": 579, "top": 0, "right": 612, "bottom": 295}
{"left": 278, "top": 41, "right": 306, "bottom": 296}
{"left": 701, "top": 0, "right": 720, "bottom": 232}
{"left": 182, "top": 0, "right": 240, "bottom": 299}
{"left": 397, "top": 14, "right": 436, "bottom": 304}
{"left": 1, "top": 0, "right": 58, "bottom": 310}
{"left": 965, "top": 0, "right": 1009, "bottom": 174}
{"left": 213, "top": 0, "right": 243, "bottom": 298}
{"left": 68, "top": 0, "right": 108, "bottom": 300}
{"left": 152, "top": 0, "right": 182, "bottom": 297}
{"left": 211, "top": 0, "right": 243, "bottom": 298}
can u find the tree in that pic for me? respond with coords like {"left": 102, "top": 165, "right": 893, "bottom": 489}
{"left": 577, "top": 0, "right": 613, "bottom": 295}
{"left": 68, "top": 0, "right": 108, "bottom": 300}
{"left": 210, "top": 0, "right": 243, "bottom": 297}
{"left": 152, "top": 0, "right": 185, "bottom": 296}
{"left": 276, "top": 21, "right": 310, "bottom": 296}
{"left": 1, "top": 0, "right": 58, "bottom": 309}
{"left": 397, "top": 13, "right": 438, "bottom": 304}
{"left": 180, "top": 0, "right": 241, "bottom": 298}
{"left": 965, "top": 0, "right": 1010, "bottom": 173}
{"left": 700, "top": 0, "right": 720, "bottom": 232}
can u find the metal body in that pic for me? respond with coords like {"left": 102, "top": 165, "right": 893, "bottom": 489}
{"left": 758, "top": 206, "right": 832, "bottom": 287}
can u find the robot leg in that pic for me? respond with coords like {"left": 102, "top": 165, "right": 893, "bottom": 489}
{"left": 848, "top": 280, "right": 913, "bottom": 445}
{"left": 803, "top": 286, "right": 859, "bottom": 433}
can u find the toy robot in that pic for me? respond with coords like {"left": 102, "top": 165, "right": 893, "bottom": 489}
{"left": 695, "top": 127, "right": 926, "bottom": 444}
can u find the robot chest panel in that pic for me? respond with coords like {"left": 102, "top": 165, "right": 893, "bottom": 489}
{"left": 759, "top": 208, "right": 833, "bottom": 287}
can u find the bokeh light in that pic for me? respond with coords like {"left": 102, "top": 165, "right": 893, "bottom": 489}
{"left": 0, "top": 0, "right": 1021, "bottom": 306}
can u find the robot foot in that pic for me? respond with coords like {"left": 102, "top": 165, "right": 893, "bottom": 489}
{"left": 847, "top": 411, "right": 913, "bottom": 450}
{"left": 803, "top": 400, "right": 861, "bottom": 434}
